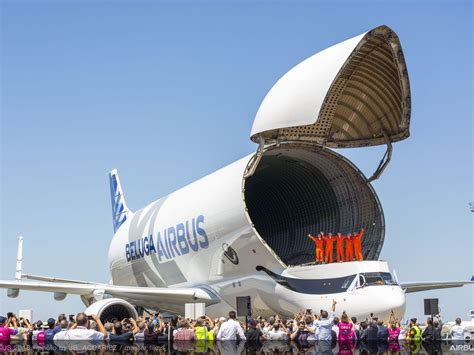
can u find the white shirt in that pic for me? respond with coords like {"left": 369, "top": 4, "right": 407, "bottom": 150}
{"left": 266, "top": 328, "right": 287, "bottom": 341}
{"left": 450, "top": 325, "right": 465, "bottom": 340}
{"left": 63, "top": 326, "right": 104, "bottom": 351}
{"left": 53, "top": 329, "right": 68, "bottom": 349}
{"left": 64, "top": 326, "right": 104, "bottom": 341}
{"left": 216, "top": 319, "right": 246, "bottom": 341}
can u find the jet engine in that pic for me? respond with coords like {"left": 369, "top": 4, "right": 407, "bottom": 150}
{"left": 84, "top": 298, "right": 138, "bottom": 322}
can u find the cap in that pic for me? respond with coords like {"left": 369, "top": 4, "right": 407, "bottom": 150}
{"left": 47, "top": 318, "right": 55, "bottom": 326}
{"left": 247, "top": 318, "right": 257, "bottom": 326}
{"left": 0, "top": 316, "right": 7, "bottom": 324}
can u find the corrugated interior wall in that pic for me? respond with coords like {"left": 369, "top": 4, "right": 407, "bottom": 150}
{"left": 243, "top": 145, "right": 384, "bottom": 265}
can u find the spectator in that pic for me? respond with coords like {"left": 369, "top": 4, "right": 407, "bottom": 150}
{"left": 63, "top": 313, "right": 106, "bottom": 351}
{"left": 407, "top": 318, "right": 421, "bottom": 342}
{"left": 134, "top": 320, "right": 146, "bottom": 345}
{"left": 337, "top": 312, "right": 355, "bottom": 342}
{"left": 173, "top": 319, "right": 196, "bottom": 341}
{"left": 450, "top": 317, "right": 465, "bottom": 341}
{"left": 194, "top": 316, "right": 214, "bottom": 341}
{"left": 366, "top": 319, "right": 379, "bottom": 341}
{"left": 266, "top": 319, "right": 287, "bottom": 340}
{"left": 216, "top": 311, "right": 246, "bottom": 341}
{"left": 332, "top": 316, "right": 339, "bottom": 339}
{"left": 53, "top": 320, "right": 69, "bottom": 350}
{"left": 262, "top": 316, "right": 274, "bottom": 335}
{"left": 44, "top": 317, "right": 61, "bottom": 345}
{"left": 213, "top": 317, "right": 225, "bottom": 337}
{"left": 359, "top": 321, "right": 368, "bottom": 341}
{"left": 421, "top": 317, "right": 435, "bottom": 342}
{"left": 351, "top": 316, "right": 359, "bottom": 339}
{"left": 244, "top": 318, "right": 265, "bottom": 351}
{"left": 53, "top": 319, "right": 68, "bottom": 339}
{"left": 388, "top": 320, "right": 401, "bottom": 342}
{"left": 109, "top": 318, "right": 138, "bottom": 345}
{"left": 104, "top": 322, "right": 114, "bottom": 340}
{"left": 303, "top": 314, "right": 317, "bottom": 341}
{"left": 0, "top": 315, "right": 18, "bottom": 345}
{"left": 376, "top": 319, "right": 389, "bottom": 341}
{"left": 314, "top": 300, "right": 337, "bottom": 341}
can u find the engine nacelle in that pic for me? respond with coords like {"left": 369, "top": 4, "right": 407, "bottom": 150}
{"left": 7, "top": 288, "right": 19, "bottom": 298}
{"left": 84, "top": 298, "right": 138, "bottom": 322}
{"left": 54, "top": 292, "right": 67, "bottom": 301}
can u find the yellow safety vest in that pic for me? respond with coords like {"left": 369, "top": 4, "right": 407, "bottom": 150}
{"left": 195, "top": 326, "right": 214, "bottom": 341}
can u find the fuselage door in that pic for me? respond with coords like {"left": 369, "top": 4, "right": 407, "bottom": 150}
{"left": 250, "top": 25, "right": 411, "bottom": 149}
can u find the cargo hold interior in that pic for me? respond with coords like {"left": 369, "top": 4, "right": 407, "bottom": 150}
{"left": 243, "top": 145, "right": 384, "bottom": 266}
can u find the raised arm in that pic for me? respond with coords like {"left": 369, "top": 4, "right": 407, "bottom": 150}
{"left": 91, "top": 314, "right": 107, "bottom": 338}
{"left": 307, "top": 234, "right": 317, "bottom": 242}
{"left": 129, "top": 318, "right": 140, "bottom": 335}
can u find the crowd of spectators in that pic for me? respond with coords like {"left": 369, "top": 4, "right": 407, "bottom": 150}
{"left": 0, "top": 301, "right": 468, "bottom": 353}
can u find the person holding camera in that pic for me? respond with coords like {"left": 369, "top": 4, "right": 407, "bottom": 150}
{"left": 0, "top": 314, "right": 18, "bottom": 346}
{"left": 64, "top": 313, "right": 106, "bottom": 341}
{"left": 266, "top": 318, "right": 288, "bottom": 341}
{"left": 109, "top": 317, "right": 139, "bottom": 345}
{"left": 314, "top": 299, "right": 337, "bottom": 341}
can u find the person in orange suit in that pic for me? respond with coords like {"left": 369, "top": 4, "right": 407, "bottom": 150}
{"left": 345, "top": 233, "right": 354, "bottom": 262}
{"left": 353, "top": 228, "right": 365, "bottom": 261}
{"left": 336, "top": 233, "right": 345, "bottom": 262}
{"left": 308, "top": 233, "right": 324, "bottom": 263}
{"left": 323, "top": 232, "right": 335, "bottom": 263}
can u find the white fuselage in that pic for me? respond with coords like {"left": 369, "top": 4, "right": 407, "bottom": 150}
{"left": 107, "top": 146, "right": 406, "bottom": 320}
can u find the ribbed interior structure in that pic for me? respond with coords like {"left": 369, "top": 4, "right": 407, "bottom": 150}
{"left": 243, "top": 145, "right": 384, "bottom": 266}
{"left": 100, "top": 303, "right": 135, "bottom": 322}
{"left": 278, "top": 26, "right": 410, "bottom": 148}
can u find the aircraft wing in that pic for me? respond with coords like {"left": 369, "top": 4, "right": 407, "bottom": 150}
{"left": 400, "top": 278, "right": 474, "bottom": 293}
{"left": 0, "top": 280, "right": 218, "bottom": 305}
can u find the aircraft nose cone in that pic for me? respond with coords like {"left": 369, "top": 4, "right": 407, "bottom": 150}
{"left": 386, "top": 286, "right": 406, "bottom": 320}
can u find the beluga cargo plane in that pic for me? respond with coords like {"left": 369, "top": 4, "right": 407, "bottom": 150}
{"left": 2, "top": 25, "right": 472, "bottom": 321}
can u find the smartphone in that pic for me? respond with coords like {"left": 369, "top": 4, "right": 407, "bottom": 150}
{"left": 87, "top": 315, "right": 93, "bottom": 321}
{"left": 69, "top": 315, "right": 75, "bottom": 322}
{"left": 306, "top": 309, "right": 312, "bottom": 314}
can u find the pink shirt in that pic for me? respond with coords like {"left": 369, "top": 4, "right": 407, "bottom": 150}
{"left": 338, "top": 322, "right": 354, "bottom": 341}
{"left": 0, "top": 327, "right": 16, "bottom": 343}
{"left": 388, "top": 327, "right": 401, "bottom": 341}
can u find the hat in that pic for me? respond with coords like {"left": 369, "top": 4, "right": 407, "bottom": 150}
{"left": 410, "top": 318, "right": 417, "bottom": 323}
{"left": 47, "top": 318, "right": 55, "bottom": 326}
{"left": 0, "top": 316, "right": 7, "bottom": 324}
{"left": 247, "top": 318, "right": 257, "bottom": 326}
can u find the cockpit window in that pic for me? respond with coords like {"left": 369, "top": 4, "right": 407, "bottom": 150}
{"left": 362, "top": 272, "right": 397, "bottom": 286}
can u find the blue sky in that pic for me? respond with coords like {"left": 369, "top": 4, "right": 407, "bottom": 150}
{"left": 1, "top": 0, "right": 472, "bottom": 322}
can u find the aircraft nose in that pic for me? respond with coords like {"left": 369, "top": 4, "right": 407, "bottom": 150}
{"left": 386, "top": 286, "right": 406, "bottom": 320}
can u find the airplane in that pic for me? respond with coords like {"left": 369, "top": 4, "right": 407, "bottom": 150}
{"left": 1, "top": 25, "right": 472, "bottom": 322}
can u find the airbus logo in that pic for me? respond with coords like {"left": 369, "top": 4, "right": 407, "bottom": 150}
{"left": 125, "top": 215, "right": 208, "bottom": 262}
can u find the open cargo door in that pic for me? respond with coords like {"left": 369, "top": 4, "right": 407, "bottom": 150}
{"left": 247, "top": 25, "right": 411, "bottom": 180}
